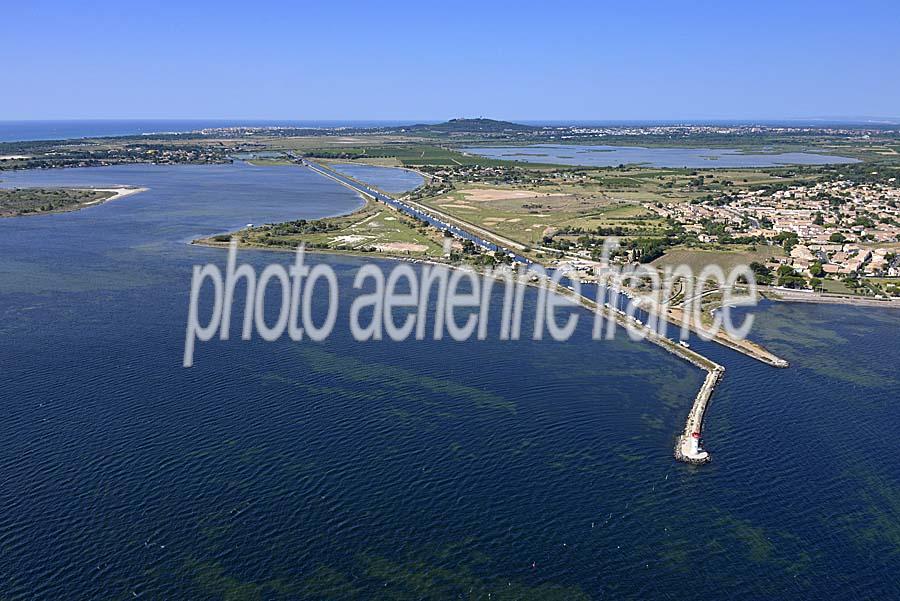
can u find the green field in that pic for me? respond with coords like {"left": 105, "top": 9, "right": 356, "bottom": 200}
{"left": 206, "top": 198, "right": 446, "bottom": 259}
{"left": 820, "top": 279, "right": 857, "bottom": 295}
{"left": 417, "top": 185, "right": 666, "bottom": 248}
{"left": 251, "top": 136, "right": 566, "bottom": 168}
{"left": 246, "top": 158, "right": 294, "bottom": 166}
{"left": 407, "top": 164, "right": 815, "bottom": 253}
{"left": 652, "top": 246, "right": 783, "bottom": 275}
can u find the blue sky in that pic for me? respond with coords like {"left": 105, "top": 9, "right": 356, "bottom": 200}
{"left": 5, "top": 0, "right": 899, "bottom": 121}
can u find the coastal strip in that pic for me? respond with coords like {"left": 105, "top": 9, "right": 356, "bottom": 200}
{"left": 762, "top": 286, "right": 900, "bottom": 309}
{"left": 0, "top": 185, "right": 148, "bottom": 218}
{"left": 80, "top": 186, "right": 148, "bottom": 205}
{"left": 667, "top": 306, "right": 789, "bottom": 368}
{"left": 305, "top": 158, "right": 790, "bottom": 370}
{"left": 297, "top": 158, "right": 532, "bottom": 263}
{"left": 276, "top": 160, "right": 760, "bottom": 465}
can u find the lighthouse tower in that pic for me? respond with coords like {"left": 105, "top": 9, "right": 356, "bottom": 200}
{"left": 681, "top": 431, "right": 709, "bottom": 462}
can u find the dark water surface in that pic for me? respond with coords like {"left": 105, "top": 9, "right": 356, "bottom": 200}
{"left": 0, "top": 164, "right": 898, "bottom": 599}
{"left": 326, "top": 163, "right": 424, "bottom": 194}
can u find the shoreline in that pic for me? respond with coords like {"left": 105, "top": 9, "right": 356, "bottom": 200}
{"left": 196, "top": 160, "right": 791, "bottom": 465}
{"left": 191, "top": 236, "right": 444, "bottom": 263}
{"left": 0, "top": 186, "right": 148, "bottom": 218}
{"left": 762, "top": 287, "right": 900, "bottom": 309}
{"left": 81, "top": 186, "right": 149, "bottom": 205}
{"left": 196, "top": 232, "right": 730, "bottom": 464}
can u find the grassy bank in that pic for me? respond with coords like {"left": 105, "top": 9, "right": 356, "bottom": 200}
{"left": 0, "top": 187, "right": 115, "bottom": 217}
{"left": 197, "top": 197, "right": 447, "bottom": 260}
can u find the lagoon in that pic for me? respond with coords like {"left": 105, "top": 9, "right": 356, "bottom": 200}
{"left": 462, "top": 144, "right": 860, "bottom": 168}
{"left": 0, "top": 163, "right": 897, "bottom": 599}
{"left": 327, "top": 162, "right": 424, "bottom": 194}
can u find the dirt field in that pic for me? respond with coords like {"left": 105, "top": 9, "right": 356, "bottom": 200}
{"left": 374, "top": 242, "right": 429, "bottom": 252}
{"left": 461, "top": 188, "right": 566, "bottom": 202}
{"left": 652, "top": 246, "right": 782, "bottom": 274}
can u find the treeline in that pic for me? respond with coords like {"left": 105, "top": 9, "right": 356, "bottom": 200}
{"left": 544, "top": 222, "right": 685, "bottom": 263}
{"left": 258, "top": 219, "right": 341, "bottom": 236}
{"left": 302, "top": 151, "right": 369, "bottom": 160}
{"left": 0, "top": 144, "right": 231, "bottom": 171}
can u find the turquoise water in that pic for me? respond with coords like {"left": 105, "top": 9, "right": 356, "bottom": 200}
{"left": 461, "top": 144, "right": 860, "bottom": 168}
{"left": 0, "top": 163, "right": 898, "bottom": 599}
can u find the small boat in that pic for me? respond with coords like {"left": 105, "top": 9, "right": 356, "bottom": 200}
{"left": 679, "top": 341, "right": 690, "bottom": 348}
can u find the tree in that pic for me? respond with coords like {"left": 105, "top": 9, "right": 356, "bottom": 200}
{"left": 829, "top": 232, "right": 846, "bottom": 243}
{"left": 749, "top": 261, "right": 773, "bottom": 285}
{"left": 777, "top": 274, "right": 806, "bottom": 289}
{"left": 748, "top": 261, "right": 769, "bottom": 275}
{"left": 777, "top": 264, "right": 796, "bottom": 277}
{"left": 774, "top": 231, "right": 799, "bottom": 253}
{"left": 809, "top": 262, "right": 824, "bottom": 277}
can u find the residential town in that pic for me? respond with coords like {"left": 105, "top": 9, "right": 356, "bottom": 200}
{"left": 650, "top": 177, "right": 900, "bottom": 291}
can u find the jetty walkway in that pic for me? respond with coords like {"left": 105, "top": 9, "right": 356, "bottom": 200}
{"left": 297, "top": 157, "right": 788, "bottom": 465}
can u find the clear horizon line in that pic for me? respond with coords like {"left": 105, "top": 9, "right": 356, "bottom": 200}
{"left": 2, "top": 116, "right": 899, "bottom": 123}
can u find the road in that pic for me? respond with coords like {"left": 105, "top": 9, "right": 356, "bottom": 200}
{"left": 296, "top": 158, "right": 532, "bottom": 264}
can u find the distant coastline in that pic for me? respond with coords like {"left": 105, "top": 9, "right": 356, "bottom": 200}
{"left": 0, "top": 119, "right": 426, "bottom": 143}
{"left": 2, "top": 117, "right": 898, "bottom": 144}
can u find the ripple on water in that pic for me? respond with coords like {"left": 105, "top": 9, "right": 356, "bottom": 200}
{"left": 0, "top": 164, "right": 898, "bottom": 599}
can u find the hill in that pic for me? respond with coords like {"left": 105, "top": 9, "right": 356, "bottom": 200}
{"left": 407, "top": 118, "right": 537, "bottom": 134}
